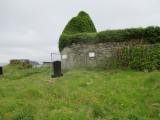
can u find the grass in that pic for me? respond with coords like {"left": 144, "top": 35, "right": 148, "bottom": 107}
{"left": 0, "top": 66, "right": 160, "bottom": 120}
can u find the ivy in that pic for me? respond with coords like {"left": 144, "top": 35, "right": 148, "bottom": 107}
{"left": 120, "top": 44, "right": 160, "bottom": 71}
{"left": 59, "top": 25, "right": 160, "bottom": 51}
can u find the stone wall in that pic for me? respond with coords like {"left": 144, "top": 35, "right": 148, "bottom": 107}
{"left": 61, "top": 41, "right": 145, "bottom": 69}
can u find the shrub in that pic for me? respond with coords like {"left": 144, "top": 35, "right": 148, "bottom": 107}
{"left": 120, "top": 44, "right": 160, "bottom": 71}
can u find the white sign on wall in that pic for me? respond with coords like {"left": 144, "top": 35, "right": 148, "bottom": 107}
{"left": 89, "top": 52, "right": 95, "bottom": 58}
{"left": 62, "top": 54, "right": 67, "bottom": 60}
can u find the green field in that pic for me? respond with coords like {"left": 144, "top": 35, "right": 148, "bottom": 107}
{"left": 0, "top": 66, "right": 160, "bottom": 120}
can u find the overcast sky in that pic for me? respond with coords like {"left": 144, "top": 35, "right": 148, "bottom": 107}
{"left": 0, "top": 0, "right": 160, "bottom": 63}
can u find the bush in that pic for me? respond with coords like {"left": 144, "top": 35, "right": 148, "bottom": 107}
{"left": 120, "top": 44, "right": 160, "bottom": 71}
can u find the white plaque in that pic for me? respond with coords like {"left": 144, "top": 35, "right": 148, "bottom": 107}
{"left": 89, "top": 52, "right": 95, "bottom": 58}
{"left": 62, "top": 54, "right": 67, "bottom": 59}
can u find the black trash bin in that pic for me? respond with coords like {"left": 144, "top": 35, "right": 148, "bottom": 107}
{"left": 51, "top": 61, "right": 63, "bottom": 78}
{"left": 0, "top": 66, "right": 3, "bottom": 76}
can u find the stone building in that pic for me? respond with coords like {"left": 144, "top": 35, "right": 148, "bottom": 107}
{"left": 60, "top": 41, "right": 143, "bottom": 70}
{"left": 59, "top": 11, "right": 159, "bottom": 70}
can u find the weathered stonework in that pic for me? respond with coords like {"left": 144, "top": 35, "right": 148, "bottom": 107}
{"left": 61, "top": 41, "right": 145, "bottom": 69}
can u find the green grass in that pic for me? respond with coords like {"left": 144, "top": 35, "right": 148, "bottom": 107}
{"left": 0, "top": 66, "right": 160, "bottom": 120}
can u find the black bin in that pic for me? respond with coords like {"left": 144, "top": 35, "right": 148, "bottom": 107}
{"left": 51, "top": 61, "right": 63, "bottom": 78}
{"left": 0, "top": 67, "right": 3, "bottom": 75}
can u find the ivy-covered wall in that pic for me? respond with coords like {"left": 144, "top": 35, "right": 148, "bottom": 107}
{"left": 59, "top": 26, "right": 160, "bottom": 51}
{"left": 61, "top": 41, "right": 141, "bottom": 70}
{"left": 59, "top": 11, "right": 160, "bottom": 71}
{"left": 120, "top": 44, "right": 160, "bottom": 71}
{"left": 61, "top": 42, "right": 160, "bottom": 71}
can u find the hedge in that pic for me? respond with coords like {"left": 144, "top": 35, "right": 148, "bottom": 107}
{"left": 59, "top": 26, "right": 160, "bottom": 51}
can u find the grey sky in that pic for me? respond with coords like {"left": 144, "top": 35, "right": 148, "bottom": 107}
{"left": 0, "top": 0, "right": 160, "bottom": 63}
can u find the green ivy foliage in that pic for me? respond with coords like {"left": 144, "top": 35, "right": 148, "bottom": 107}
{"left": 59, "top": 33, "right": 97, "bottom": 51}
{"left": 62, "top": 11, "right": 97, "bottom": 34}
{"left": 98, "top": 26, "right": 160, "bottom": 43}
{"left": 120, "top": 44, "right": 160, "bottom": 71}
{"left": 59, "top": 11, "right": 97, "bottom": 51}
{"left": 59, "top": 25, "right": 160, "bottom": 51}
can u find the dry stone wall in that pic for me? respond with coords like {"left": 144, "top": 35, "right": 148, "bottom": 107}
{"left": 61, "top": 41, "right": 145, "bottom": 69}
